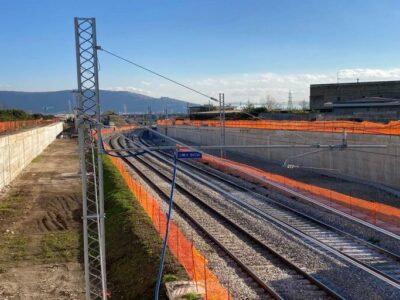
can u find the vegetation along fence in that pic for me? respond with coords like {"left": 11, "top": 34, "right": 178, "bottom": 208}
{"left": 0, "top": 119, "right": 57, "bottom": 134}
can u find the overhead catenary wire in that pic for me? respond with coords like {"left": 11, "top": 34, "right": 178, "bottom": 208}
{"left": 98, "top": 47, "right": 304, "bottom": 122}
{"left": 98, "top": 47, "right": 219, "bottom": 102}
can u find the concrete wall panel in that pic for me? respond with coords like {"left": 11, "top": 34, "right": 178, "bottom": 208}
{"left": 160, "top": 125, "right": 400, "bottom": 189}
{"left": 0, "top": 122, "right": 63, "bottom": 191}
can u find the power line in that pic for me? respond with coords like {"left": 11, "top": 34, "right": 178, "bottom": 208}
{"left": 99, "top": 47, "right": 219, "bottom": 102}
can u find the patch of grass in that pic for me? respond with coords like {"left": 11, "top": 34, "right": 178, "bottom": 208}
{"left": 0, "top": 233, "right": 29, "bottom": 261}
{"left": 0, "top": 192, "right": 23, "bottom": 217}
{"left": 103, "top": 156, "right": 187, "bottom": 300}
{"left": 183, "top": 292, "right": 201, "bottom": 300}
{"left": 40, "top": 230, "right": 79, "bottom": 261}
{"left": 163, "top": 273, "right": 178, "bottom": 283}
{"left": 0, "top": 109, "right": 32, "bottom": 121}
{"left": 0, "top": 207, "right": 16, "bottom": 215}
{"left": 31, "top": 155, "right": 42, "bottom": 163}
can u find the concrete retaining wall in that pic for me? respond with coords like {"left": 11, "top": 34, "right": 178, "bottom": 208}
{"left": 159, "top": 125, "right": 400, "bottom": 189}
{"left": 0, "top": 122, "right": 63, "bottom": 191}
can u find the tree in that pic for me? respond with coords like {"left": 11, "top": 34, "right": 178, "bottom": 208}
{"left": 300, "top": 100, "right": 309, "bottom": 110}
{"left": 264, "top": 95, "right": 277, "bottom": 111}
{"left": 242, "top": 100, "right": 255, "bottom": 113}
{"left": 103, "top": 110, "right": 117, "bottom": 116}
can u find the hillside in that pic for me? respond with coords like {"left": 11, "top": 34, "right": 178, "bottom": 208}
{"left": 0, "top": 90, "right": 193, "bottom": 114}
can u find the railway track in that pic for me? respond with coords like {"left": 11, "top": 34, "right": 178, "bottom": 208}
{"left": 136, "top": 133, "right": 400, "bottom": 288}
{"left": 109, "top": 135, "right": 343, "bottom": 300}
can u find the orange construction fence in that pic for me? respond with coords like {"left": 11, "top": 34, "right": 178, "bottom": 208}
{"left": 106, "top": 149, "right": 231, "bottom": 299}
{"left": 101, "top": 124, "right": 138, "bottom": 136}
{"left": 201, "top": 154, "right": 400, "bottom": 233}
{"left": 157, "top": 119, "right": 400, "bottom": 136}
{"left": 0, "top": 119, "right": 58, "bottom": 134}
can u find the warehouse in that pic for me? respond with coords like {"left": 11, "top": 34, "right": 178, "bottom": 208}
{"left": 310, "top": 80, "right": 400, "bottom": 111}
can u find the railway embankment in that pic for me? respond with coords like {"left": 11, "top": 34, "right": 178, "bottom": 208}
{"left": 103, "top": 156, "right": 188, "bottom": 299}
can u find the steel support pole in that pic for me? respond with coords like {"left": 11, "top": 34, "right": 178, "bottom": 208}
{"left": 222, "top": 93, "right": 226, "bottom": 157}
{"left": 219, "top": 93, "right": 225, "bottom": 158}
{"left": 77, "top": 121, "right": 90, "bottom": 299}
{"left": 91, "top": 19, "right": 107, "bottom": 297}
{"left": 74, "top": 17, "right": 107, "bottom": 300}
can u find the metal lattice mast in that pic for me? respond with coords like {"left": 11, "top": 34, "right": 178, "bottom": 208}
{"left": 74, "top": 17, "right": 107, "bottom": 300}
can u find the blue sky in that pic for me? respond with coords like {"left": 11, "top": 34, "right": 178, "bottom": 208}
{"left": 1, "top": 0, "right": 400, "bottom": 104}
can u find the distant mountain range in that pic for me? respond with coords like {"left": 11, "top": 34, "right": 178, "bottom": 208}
{"left": 0, "top": 90, "right": 194, "bottom": 114}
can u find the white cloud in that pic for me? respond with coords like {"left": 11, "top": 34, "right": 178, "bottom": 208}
{"left": 107, "top": 86, "right": 152, "bottom": 95}
{"left": 338, "top": 68, "right": 400, "bottom": 79}
{"left": 106, "top": 68, "right": 400, "bottom": 105}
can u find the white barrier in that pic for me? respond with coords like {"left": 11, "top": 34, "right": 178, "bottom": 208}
{"left": 0, "top": 122, "right": 63, "bottom": 191}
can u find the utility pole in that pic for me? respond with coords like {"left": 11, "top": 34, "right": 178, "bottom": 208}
{"left": 74, "top": 17, "right": 107, "bottom": 300}
{"left": 287, "top": 91, "right": 293, "bottom": 111}
{"left": 72, "top": 90, "right": 81, "bottom": 133}
{"left": 68, "top": 99, "right": 73, "bottom": 114}
{"left": 219, "top": 93, "right": 226, "bottom": 158}
{"left": 222, "top": 93, "right": 226, "bottom": 157}
{"left": 148, "top": 105, "right": 152, "bottom": 126}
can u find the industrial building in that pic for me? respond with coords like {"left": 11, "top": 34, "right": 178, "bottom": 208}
{"left": 309, "top": 80, "right": 400, "bottom": 121}
{"left": 310, "top": 80, "right": 400, "bottom": 110}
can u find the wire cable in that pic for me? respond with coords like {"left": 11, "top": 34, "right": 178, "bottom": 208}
{"left": 99, "top": 47, "right": 219, "bottom": 102}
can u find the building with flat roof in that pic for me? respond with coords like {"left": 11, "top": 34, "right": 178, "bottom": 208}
{"left": 310, "top": 80, "right": 400, "bottom": 111}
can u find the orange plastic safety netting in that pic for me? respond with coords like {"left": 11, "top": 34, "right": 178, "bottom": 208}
{"left": 106, "top": 148, "right": 231, "bottom": 299}
{"left": 157, "top": 119, "right": 400, "bottom": 136}
{"left": 201, "top": 154, "right": 400, "bottom": 234}
{"left": 101, "top": 124, "right": 137, "bottom": 136}
{"left": 0, "top": 119, "right": 58, "bottom": 134}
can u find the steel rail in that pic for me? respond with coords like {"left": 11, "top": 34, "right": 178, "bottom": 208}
{"left": 139, "top": 134, "right": 400, "bottom": 286}
{"left": 140, "top": 126, "right": 400, "bottom": 241}
{"left": 108, "top": 137, "right": 282, "bottom": 300}
{"left": 110, "top": 135, "right": 344, "bottom": 300}
{"left": 135, "top": 133, "right": 400, "bottom": 289}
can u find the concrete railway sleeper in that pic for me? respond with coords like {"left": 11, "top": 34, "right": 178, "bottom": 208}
{"left": 135, "top": 130, "right": 400, "bottom": 289}
{"left": 109, "top": 135, "right": 343, "bottom": 300}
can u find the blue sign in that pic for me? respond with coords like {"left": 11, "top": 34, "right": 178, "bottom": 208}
{"left": 177, "top": 151, "right": 202, "bottom": 159}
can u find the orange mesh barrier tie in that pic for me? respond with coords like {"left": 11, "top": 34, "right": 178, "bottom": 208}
{"left": 157, "top": 119, "right": 400, "bottom": 136}
{"left": 108, "top": 154, "right": 231, "bottom": 299}
{"left": 200, "top": 154, "right": 400, "bottom": 233}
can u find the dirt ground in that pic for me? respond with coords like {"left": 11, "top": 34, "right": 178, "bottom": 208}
{"left": 0, "top": 138, "right": 84, "bottom": 299}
